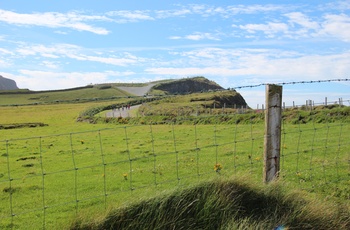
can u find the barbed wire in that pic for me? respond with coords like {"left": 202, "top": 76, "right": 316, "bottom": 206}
{"left": 232, "top": 78, "right": 350, "bottom": 89}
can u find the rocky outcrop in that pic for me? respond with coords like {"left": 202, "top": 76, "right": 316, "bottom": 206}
{"left": 0, "top": 75, "right": 19, "bottom": 90}
{"left": 153, "top": 77, "right": 223, "bottom": 95}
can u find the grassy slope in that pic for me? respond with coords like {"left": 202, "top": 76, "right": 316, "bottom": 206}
{"left": 70, "top": 177, "right": 350, "bottom": 230}
{"left": 0, "top": 86, "right": 133, "bottom": 106}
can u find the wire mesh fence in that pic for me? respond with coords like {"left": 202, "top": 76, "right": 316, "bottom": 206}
{"left": 280, "top": 111, "right": 349, "bottom": 195}
{"left": 0, "top": 98, "right": 349, "bottom": 229}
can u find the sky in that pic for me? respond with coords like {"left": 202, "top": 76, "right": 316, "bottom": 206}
{"left": 1, "top": 0, "right": 350, "bottom": 107}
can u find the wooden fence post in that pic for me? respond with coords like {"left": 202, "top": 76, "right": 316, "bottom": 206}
{"left": 263, "top": 84, "right": 282, "bottom": 183}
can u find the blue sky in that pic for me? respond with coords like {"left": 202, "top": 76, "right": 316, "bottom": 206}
{"left": 1, "top": 0, "right": 350, "bottom": 107}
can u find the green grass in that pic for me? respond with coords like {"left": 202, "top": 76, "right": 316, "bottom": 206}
{"left": 138, "top": 90, "right": 247, "bottom": 117}
{"left": 69, "top": 177, "right": 350, "bottom": 230}
{"left": 0, "top": 121, "right": 348, "bottom": 229}
{"left": 0, "top": 85, "right": 133, "bottom": 106}
{"left": 0, "top": 100, "right": 349, "bottom": 229}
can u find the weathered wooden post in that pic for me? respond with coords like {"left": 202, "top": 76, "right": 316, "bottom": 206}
{"left": 263, "top": 84, "right": 282, "bottom": 183}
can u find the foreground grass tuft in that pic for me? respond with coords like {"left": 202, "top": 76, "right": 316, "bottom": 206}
{"left": 69, "top": 178, "right": 349, "bottom": 230}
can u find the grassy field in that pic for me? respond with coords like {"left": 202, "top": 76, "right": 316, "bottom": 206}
{"left": 0, "top": 95, "right": 349, "bottom": 229}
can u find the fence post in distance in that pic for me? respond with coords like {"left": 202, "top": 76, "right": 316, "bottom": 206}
{"left": 263, "top": 84, "right": 282, "bottom": 183}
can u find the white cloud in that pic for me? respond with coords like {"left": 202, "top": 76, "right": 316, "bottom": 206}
{"left": 16, "top": 43, "right": 80, "bottom": 57}
{"left": 13, "top": 43, "right": 142, "bottom": 66}
{"left": 145, "top": 67, "right": 238, "bottom": 76}
{"left": 226, "top": 4, "right": 290, "bottom": 15}
{"left": 170, "top": 32, "right": 221, "bottom": 41}
{"left": 0, "top": 47, "right": 14, "bottom": 55}
{"left": 0, "top": 9, "right": 110, "bottom": 34}
{"left": 54, "top": 30, "right": 68, "bottom": 35}
{"left": 13, "top": 70, "right": 134, "bottom": 90}
{"left": 146, "top": 48, "right": 350, "bottom": 82}
{"left": 168, "top": 36, "right": 182, "bottom": 40}
{"left": 40, "top": 61, "right": 60, "bottom": 69}
{"left": 284, "top": 12, "right": 320, "bottom": 30}
{"left": 239, "top": 22, "right": 289, "bottom": 36}
{"left": 321, "top": 14, "right": 350, "bottom": 42}
{"left": 67, "top": 54, "right": 138, "bottom": 66}
{"left": 186, "top": 32, "right": 221, "bottom": 41}
{"left": 235, "top": 11, "right": 350, "bottom": 42}
{"left": 155, "top": 4, "right": 289, "bottom": 19}
{"left": 320, "top": 1, "right": 350, "bottom": 11}
{"left": 106, "top": 10, "right": 154, "bottom": 22}
{"left": 155, "top": 9, "right": 192, "bottom": 18}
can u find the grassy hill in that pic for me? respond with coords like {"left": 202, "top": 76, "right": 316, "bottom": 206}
{"left": 0, "top": 85, "right": 134, "bottom": 106}
{"left": 0, "top": 77, "right": 229, "bottom": 106}
{"left": 70, "top": 178, "right": 350, "bottom": 230}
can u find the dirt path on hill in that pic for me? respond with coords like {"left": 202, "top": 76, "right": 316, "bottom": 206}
{"left": 105, "top": 83, "right": 155, "bottom": 118}
{"left": 117, "top": 83, "right": 156, "bottom": 96}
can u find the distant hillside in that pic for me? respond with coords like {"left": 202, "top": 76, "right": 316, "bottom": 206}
{"left": 151, "top": 77, "right": 224, "bottom": 95}
{"left": 0, "top": 75, "right": 19, "bottom": 90}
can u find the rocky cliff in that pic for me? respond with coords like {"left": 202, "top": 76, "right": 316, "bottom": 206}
{"left": 0, "top": 75, "right": 19, "bottom": 90}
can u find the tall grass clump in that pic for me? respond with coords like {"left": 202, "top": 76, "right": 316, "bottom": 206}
{"left": 70, "top": 177, "right": 349, "bottom": 230}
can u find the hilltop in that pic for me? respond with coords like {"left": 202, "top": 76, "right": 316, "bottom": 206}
{"left": 149, "top": 77, "right": 224, "bottom": 95}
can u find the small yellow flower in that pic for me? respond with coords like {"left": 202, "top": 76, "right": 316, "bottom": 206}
{"left": 214, "top": 163, "right": 222, "bottom": 172}
{"left": 123, "top": 173, "right": 128, "bottom": 180}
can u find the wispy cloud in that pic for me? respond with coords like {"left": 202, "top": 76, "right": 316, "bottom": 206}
{"left": 0, "top": 9, "right": 110, "bottom": 34}
{"left": 235, "top": 10, "right": 350, "bottom": 42}
{"left": 155, "top": 9, "right": 192, "bottom": 18}
{"left": 16, "top": 43, "right": 80, "bottom": 57}
{"left": 238, "top": 22, "right": 288, "bottom": 38}
{"left": 284, "top": 12, "right": 320, "bottom": 30}
{"left": 172, "top": 4, "right": 291, "bottom": 18}
{"left": 0, "top": 47, "right": 14, "bottom": 55}
{"left": 321, "top": 14, "right": 350, "bottom": 42}
{"left": 40, "top": 61, "right": 60, "bottom": 69}
{"left": 225, "top": 4, "right": 292, "bottom": 15}
{"left": 13, "top": 43, "right": 143, "bottom": 66}
{"left": 106, "top": 10, "right": 154, "bottom": 22}
{"left": 146, "top": 48, "right": 350, "bottom": 82}
{"left": 153, "top": 4, "right": 290, "bottom": 19}
{"left": 11, "top": 70, "right": 135, "bottom": 90}
{"left": 66, "top": 53, "right": 138, "bottom": 66}
{"left": 169, "top": 32, "right": 221, "bottom": 41}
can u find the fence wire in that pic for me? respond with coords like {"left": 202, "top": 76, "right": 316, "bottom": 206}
{"left": 0, "top": 103, "right": 349, "bottom": 229}
{"left": 231, "top": 78, "right": 350, "bottom": 89}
